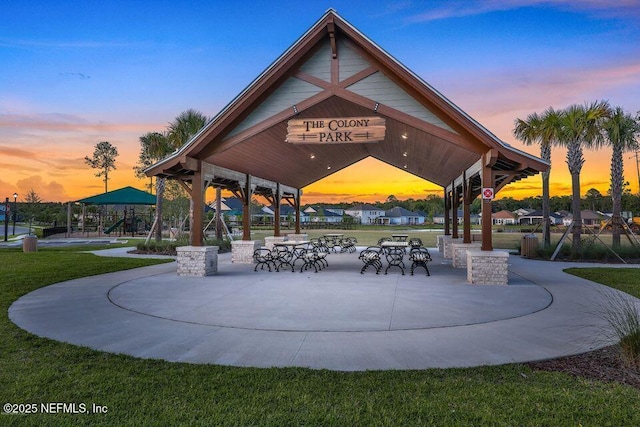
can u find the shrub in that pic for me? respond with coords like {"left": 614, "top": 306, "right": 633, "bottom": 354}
{"left": 136, "top": 237, "right": 231, "bottom": 255}
{"left": 595, "top": 290, "right": 640, "bottom": 369}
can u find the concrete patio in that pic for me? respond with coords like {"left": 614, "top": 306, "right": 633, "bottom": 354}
{"left": 9, "top": 246, "right": 638, "bottom": 371}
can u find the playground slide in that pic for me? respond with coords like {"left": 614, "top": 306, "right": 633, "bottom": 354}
{"left": 103, "top": 218, "right": 125, "bottom": 234}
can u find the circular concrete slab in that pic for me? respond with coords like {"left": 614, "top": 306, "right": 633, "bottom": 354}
{"left": 108, "top": 269, "right": 552, "bottom": 332}
{"left": 10, "top": 248, "right": 633, "bottom": 371}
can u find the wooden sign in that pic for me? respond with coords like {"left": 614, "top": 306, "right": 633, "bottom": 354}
{"left": 286, "top": 117, "right": 385, "bottom": 144}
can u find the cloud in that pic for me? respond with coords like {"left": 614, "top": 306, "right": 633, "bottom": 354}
{"left": 13, "top": 176, "right": 70, "bottom": 202}
{"left": 59, "top": 72, "right": 91, "bottom": 80}
{"left": 0, "top": 38, "right": 147, "bottom": 49}
{"left": 0, "top": 112, "right": 157, "bottom": 133}
{"left": 405, "top": 0, "right": 640, "bottom": 23}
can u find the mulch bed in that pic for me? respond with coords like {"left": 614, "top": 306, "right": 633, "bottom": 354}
{"left": 527, "top": 345, "right": 640, "bottom": 389}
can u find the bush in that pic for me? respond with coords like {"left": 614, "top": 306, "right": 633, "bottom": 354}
{"left": 595, "top": 290, "right": 640, "bottom": 369}
{"left": 135, "top": 237, "right": 231, "bottom": 255}
{"left": 536, "top": 242, "right": 640, "bottom": 262}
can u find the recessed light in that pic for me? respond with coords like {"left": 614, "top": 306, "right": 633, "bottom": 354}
{"left": 401, "top": 133, "right": 408, "bottom": 140}
{"left": 403, "top": 164, "right": 407, "bottom": 169}
{"left": 310, "top": 154, "right": 315, "bottom": 159}
{"left": 327, "top": 165, "right": 331, "bottom": 170}
{"left": 402, "top": 152, "right": 407, "bottom": 157}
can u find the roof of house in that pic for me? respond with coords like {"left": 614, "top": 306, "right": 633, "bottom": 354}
{"left": 345, "top": 204, "right": 380, "bottom": 212}
{"left": 492, "top": 210, "right": 516, "bottom": 219}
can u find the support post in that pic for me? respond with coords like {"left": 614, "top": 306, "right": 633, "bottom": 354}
{"left": 452, "top": 181, "right": 459, "bottom": 239}
{"left": 444, "top": 187, "right": 450, "bottom": 236}
{"left": 463, "top": 172, "right": 471, "bottom": 244}
{"left": 242, "top": 175, "right": 252, "bottom": 241}
{"left": 155, "top": 178, "right": 164, "bottom": 242}
{"left": 215, "top": 187, "right": 222, "bottom": 240}
{"left": 3, "top": 197, "right": 8, "bottom": 241}
{"left": 274, "top": 183, "right": 281, "bottom": 237}
{"left": 191, "top": 169, "right": 204, "bottom": 246}
{"left": 295, "top": 189, "right": 301, "bottom": 234}
{"left": 481, "top": 154, "right": 494, "bottom": 251}
{"left": 66, "top": 202, "right": 72, "bottom": 237}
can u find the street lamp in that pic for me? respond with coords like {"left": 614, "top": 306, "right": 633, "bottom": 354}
{"left": 12, "top": 193, "right": 17, "bottom": 236}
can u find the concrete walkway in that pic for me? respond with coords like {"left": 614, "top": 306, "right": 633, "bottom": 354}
{"left": 9, "top": 247, "right": 640, "bottom": 371}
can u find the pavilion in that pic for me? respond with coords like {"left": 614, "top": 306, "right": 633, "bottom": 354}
{"left": 145, "top": 9, "right": 547, "bottom": 281}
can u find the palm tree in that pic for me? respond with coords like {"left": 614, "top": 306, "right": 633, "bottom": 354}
{"left": 603, "top": 107, "right": 639, "bottom": 247}
{"left": 513, "top": 107, "right": 561, "bottom": 247}
{"left": 558, "top": 100, "right": 610, "bottom": 253}
{"left": 140, "top": 110, "right": 209, "bottom": 242}
{"left": 167, "top": 109, "right": 209, "bottom": 150}
{"left": 139, "top": 132, "right": 171, "bottom": 242}
{"left": 166, "top": 109, "right": 209, "bottom": 240}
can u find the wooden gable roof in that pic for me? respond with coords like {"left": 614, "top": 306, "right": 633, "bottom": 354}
{"left": 146, "top": 9, "right": 547, "bottom": 196}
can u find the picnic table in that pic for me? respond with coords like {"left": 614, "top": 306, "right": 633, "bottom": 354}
{"left": 380, "top": 241, "right": 409, "bottom": 275}
{"left": 391, "top": 234, "right": 409, "bottom": 242}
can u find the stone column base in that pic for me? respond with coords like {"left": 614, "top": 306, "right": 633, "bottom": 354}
{"left": 437, "top": 235, "right": 447, "bottom": 253}
{"left": 466, "top": 250, "right": 509, "bottom": 285}
{"left": 231, "top": 240, "right": 260, "bottom": 264}
{"left": 285, "top": 233, "right": 309, "bottom": 241}
{"left": 451, "top": 242, "right": 482, "bottom": 268}
{"left": 443, "top": 237, "right": 462, "bottom": 259}
{"left": 264, "top": 236, "right": 286, "bottom": 250}
{"left": 177, "top": 246, "right": 218, "bottom": 277}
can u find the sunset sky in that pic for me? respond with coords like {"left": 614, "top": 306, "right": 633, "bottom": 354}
{"left": 1, "top": 1, "right": 639, "bottom": 204}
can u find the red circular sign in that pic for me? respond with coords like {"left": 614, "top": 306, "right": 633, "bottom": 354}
{"left": 483, "top": 188, "right": 493, "bottom": 198}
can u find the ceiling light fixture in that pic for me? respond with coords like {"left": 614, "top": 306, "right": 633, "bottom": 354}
{"left": 403, "top": 164, "right": 408, "bottom": 169}
{"left": 401, "top": 133, "right": 408, "bottom": 140}
{"left": 310, "top": 154, "right": 315, "bottom": 159}
{"left": 327, "top": 165, "right": 331, "bottom": 170}
{"left": 402, "top": 152, "right": 407, "bottom": 157}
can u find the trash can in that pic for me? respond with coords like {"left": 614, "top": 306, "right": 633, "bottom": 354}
{"left": 23, "top": 235, "right": 38, "bottom": 253}
{"left": 520, "top": 234, "right": 538, "bottom": 258}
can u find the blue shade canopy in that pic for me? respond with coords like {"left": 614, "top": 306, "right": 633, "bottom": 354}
{"left": 76, "top": 186, "right": 156, "bottom": 205}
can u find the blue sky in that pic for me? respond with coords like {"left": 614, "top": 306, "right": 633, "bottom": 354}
{"left": 1, "top": 1, "right": 639, "bottom": 202}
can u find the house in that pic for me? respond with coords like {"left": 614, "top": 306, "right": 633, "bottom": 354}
{"left": 492, "top": 210, "right": 517, "bottom": 225}
{"left": 265, "top": 204, "right": 306, "bottom": 224}
{"left": 562, "top": 210, "right": 603, "bottom": 227}
{"left": 433, "top": 210, "right": 481, "bottom": 225}
{"left": 345, "top": 204, "right": 384, "bottom": 224}
{"left": 303, "top": 206, "right": 343, "bottom": 223}
{"left": 379, "top": 207, "right": 425, "bottom": 225}
{"left": 519, "top": 210, "right": 564, "bottom": 225}
{"left": 513, "top": 208, "right": 533, "bottom": 217}
{"left": 218, "top": 197, "right": 273, "bottom": 223}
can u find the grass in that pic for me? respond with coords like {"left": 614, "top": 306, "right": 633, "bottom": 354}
{"left": 564, "top": 268, "right": 640, "bottom": 298}
{"left": 1, "top": 246, "right": 639, "bottom": 425}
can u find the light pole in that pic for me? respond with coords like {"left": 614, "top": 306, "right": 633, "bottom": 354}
{"left": 12, "top": 192, "right": 17, "bottom": 235}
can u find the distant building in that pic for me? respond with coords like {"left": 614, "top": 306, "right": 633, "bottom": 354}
{"left": 519, "top": 210, "right": 564, "bottom": 225}
{"left": 492, "top": 210, "right": 517, "bottom": 225}
{"left": 562, "top": 210, "right": 603, "bottom": 227}
{"left": 345, "top": 204, "right": 384, "bottom": 224}
{"left": 303, "top": 206, "right": 343, "bottom": 223}
{"left": 379, "top": 207, "right": 425, "bottom": 225}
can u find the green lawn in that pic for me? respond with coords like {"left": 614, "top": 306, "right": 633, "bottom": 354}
{"left": 1, "top": 246, "right": 638, "bottom": 425}
{"left": 564, "top": 267, "right": 640, "bottom": 298}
